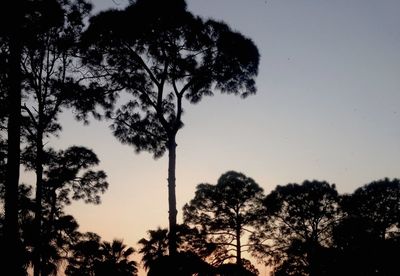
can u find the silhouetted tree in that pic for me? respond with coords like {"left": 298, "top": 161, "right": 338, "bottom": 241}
{"left": 345, "top": 178, "right": 399, "bottom": 239}
{"left": 176, "top": 224, "right": 219, "bottom": 264}
{"left": 217, "top": 262, "right": 258, "bottom": 276}
{"left": 20, "top": 0, "right": 62, "bottom": 266}
{"left": 0, "top": 145, "right": 105, "bottom": 276}
{"left": 1, "top": 182, "right": 48, "bottom": 274}
{"left": 17, "top": 0, "right": 113, "bottom": 274}
{"left": 22, "top": 145, "right": 108, "bottom": 274}
{"left": 39, "top": 215, "right": 80, "bottom": 275}
{"left": 81, "top": 0, "right": 259, "bottom": 255}
{"left": 240, "top": 259, "right": 260, "bottom": 276}
{"left": 1, "top": 183, "right": 36, "bottom": 273}
{"left": 254, "top": 180, "right": 341, "bottom": 276}
{"left": 138, "top": 224, "right": 216, "bottom": 275}
{"left": 0, "top": 1, "right": 24, "bottom": 273}
{"left": 17, "top": 184, "right": 37, "bottom": 271}
{"left": 66, "top": 232, "right": 102, "bottom": 276}
{"left": 67, "top": 234, "right": 138, "bottom": 276}
{"left": 183, "top": 171, "right": 264, "bottom": 267}
{"left": 38, "top": 146, "right": 108, "bottom": 216}
{"left": 331, "top": 178, "right": 400, "bottom": 275}
{"left": 95, "top": 239, "right": 138, "bottom": 276}
{"left": 147, "top": 251, "right": 215, "bottom": 276}
{"left": 138, "top": 227, "right": 168, "bottom": 270}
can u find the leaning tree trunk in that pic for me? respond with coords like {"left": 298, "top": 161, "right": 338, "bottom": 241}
{"left": 3, "top": 3, "right": 23, "bottom": 273}
{"left": 167, "top": 137, "right": 178, "bottom": 256}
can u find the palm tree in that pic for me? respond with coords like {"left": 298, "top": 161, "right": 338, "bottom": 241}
{"left": 138, "top": 226, "right": 217, "bottom": 276}
{"left": 67, "top": 236, "right": 137, "bottom": 276}
{"left": 138, "top": 228, "right": 168, "bottom": 270}
{"left": 96, "top": 239, "right": 138, "bottom": 276}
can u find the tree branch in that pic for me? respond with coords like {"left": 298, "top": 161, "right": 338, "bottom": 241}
{"left": 124, "top": 42, "right": 160, "bottom": 87}
{"left": 21, "top": 104, "right": 38, "bottom": 128}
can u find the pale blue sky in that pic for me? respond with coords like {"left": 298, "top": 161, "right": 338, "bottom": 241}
{"left": 38, "top": 0, "right": 400, "bottom": 274}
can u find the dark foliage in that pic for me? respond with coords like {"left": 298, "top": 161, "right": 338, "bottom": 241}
{"left": 253, "top": 180, "right": 341, "bottom": 276}
{"left": 330, "top": 178, "right": 400, "bottom": 275}
{"left": 147, "top": 252, "right": 214, "bottom": 276}
{"left": 81, "top": 0, "right": 259, "bottom": 255}
{"left": 15, "top": 0, "right": 114, "bottom": 274}
{"left": 138, "top": 224, "right": 216, "bottom": 272}
{"left": 184, "top": 171, "right": 264, "bottom": 267}
{"left": 66, "top": 234, "right": 138, "bottom": 276}
{"left": 217, "top": 263, "right": 258, "bottom": 276}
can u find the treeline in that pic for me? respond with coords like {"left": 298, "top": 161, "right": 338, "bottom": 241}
{"left": 0, "top": 167, "right": 399, "bottom": 275}
{"left": 0, "top": 0, "right": 399, "bottom": 276}
{"left": 136, "top": 172, "right": 399, "bottom": 276}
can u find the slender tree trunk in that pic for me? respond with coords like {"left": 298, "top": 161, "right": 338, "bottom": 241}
{"left": 33, "top": 129, "right": 44, "bottom": 276}
{"left": 308, "top": 239, "right": 318, "bottom": 276}
{"left": 236, "top": 223, "right": 242, "bottom": 266}
{"left": 308, "top": 250, "right": 316, "bottom": 276}
{"left": 167, "top": 137, "right": 177, "bottom": 256}
{"left": 3, "top": 3, "right": 23, "bottom": 274}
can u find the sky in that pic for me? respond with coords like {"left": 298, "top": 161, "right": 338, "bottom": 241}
{"left": 25, "top": 0, "right": 400, "bottom": 275}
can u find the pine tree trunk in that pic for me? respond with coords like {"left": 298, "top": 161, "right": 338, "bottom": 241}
{"left": 309, "top": 247, "right": 318, "bottom": 276}
{"left": 167, "top": 138, "right": 177, "bottom": 256}
{"left": 33, "top": 130, "right": 44, "bottom": 276}
{"left": 236, "top": 224, "right": 242, "bottom": 266}
{"left": 4, "top": 5, "right": 23, "bottom": 274}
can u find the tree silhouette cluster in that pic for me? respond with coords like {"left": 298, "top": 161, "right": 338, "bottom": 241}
{"left": 1, "top": 0, "right": 260, "bottom": 274}
{"left": 0, "top": 0, "right": 399, "bottom": 276}
{"left": 139, "top": 174, "right": 399, "bottom": 276}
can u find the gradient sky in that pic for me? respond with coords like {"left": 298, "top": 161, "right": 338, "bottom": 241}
{"left": 23, "top": 0, "right": 400, "bottom": 274}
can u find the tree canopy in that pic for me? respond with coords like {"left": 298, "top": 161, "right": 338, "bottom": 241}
{"left": 81, "top": 0, "right": 260, "bottom": 256}
{"left": 254, "top": 180, "right": 341, "bottom": 276}
{"left": 184, "top": 171, "right": 264, "bottom": 266}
